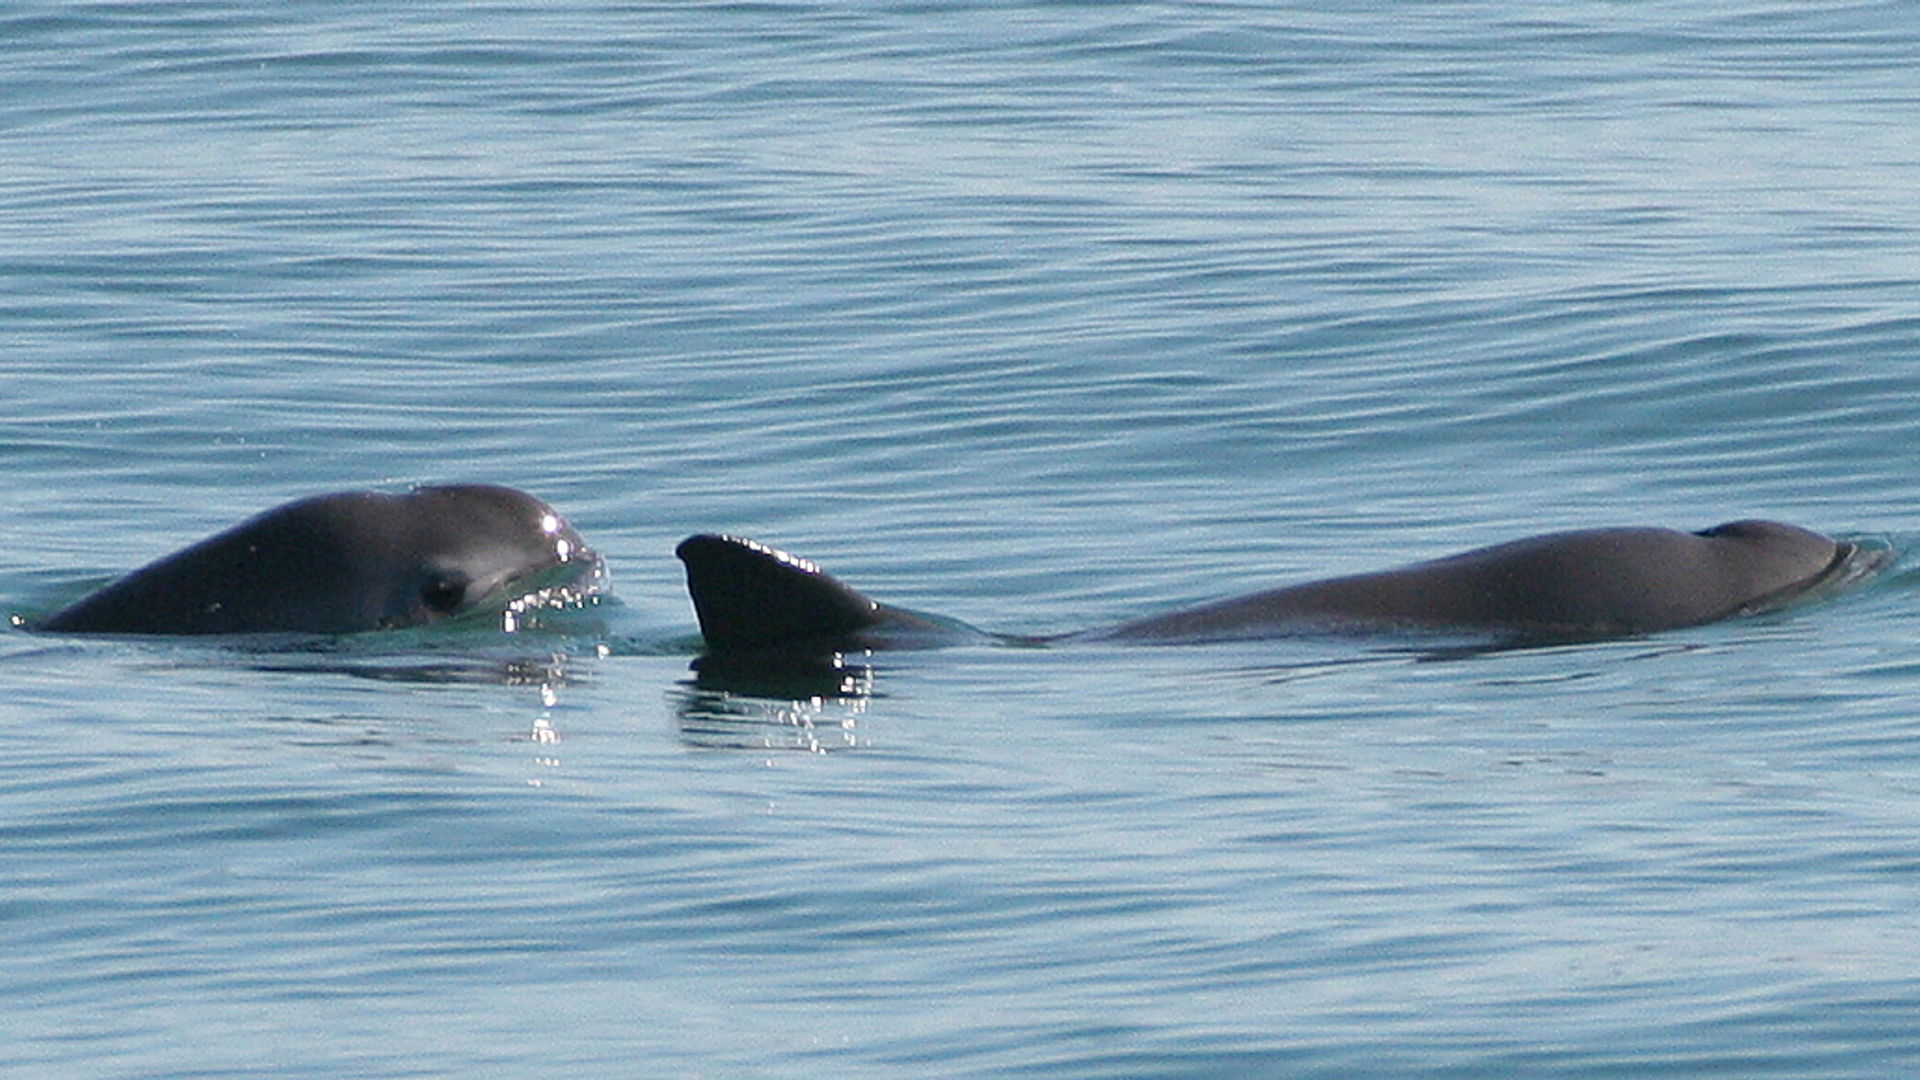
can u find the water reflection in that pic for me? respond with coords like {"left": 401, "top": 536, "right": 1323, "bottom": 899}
{"left": 242, "top": 650, "right": 594, "bottom": 687}
{"left": 673, "top": 651, "right": 874, "bottom": 752}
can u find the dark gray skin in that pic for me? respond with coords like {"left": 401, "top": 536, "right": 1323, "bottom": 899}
{"left": 34, "top": 485, "right": 602, "bottom": 636}
{"left": 1103, "top": 521, "right": 1850, "bottom": 644}
{"left": 676, "top": 521, "right": 1857, "bottom": 655}
{"left": 673, "top": 534, "right": 978, "bottom": 653}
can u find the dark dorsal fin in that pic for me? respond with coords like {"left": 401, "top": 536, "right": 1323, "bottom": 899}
{"left": 675, "top": 534, "right": 884, "bottom": 652}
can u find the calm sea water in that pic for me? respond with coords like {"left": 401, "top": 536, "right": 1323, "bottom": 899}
{"left": 7, "top": 2, "right": 1920, "bottom": 1076}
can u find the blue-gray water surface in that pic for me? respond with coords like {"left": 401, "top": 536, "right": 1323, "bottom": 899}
{"left": 7, "top": 2, "right": 1920, "bottom": 1076}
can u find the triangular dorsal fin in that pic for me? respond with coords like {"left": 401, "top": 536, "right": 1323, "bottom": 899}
{"left": 675, "top": 534, "right": 883, "bottom": 652}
